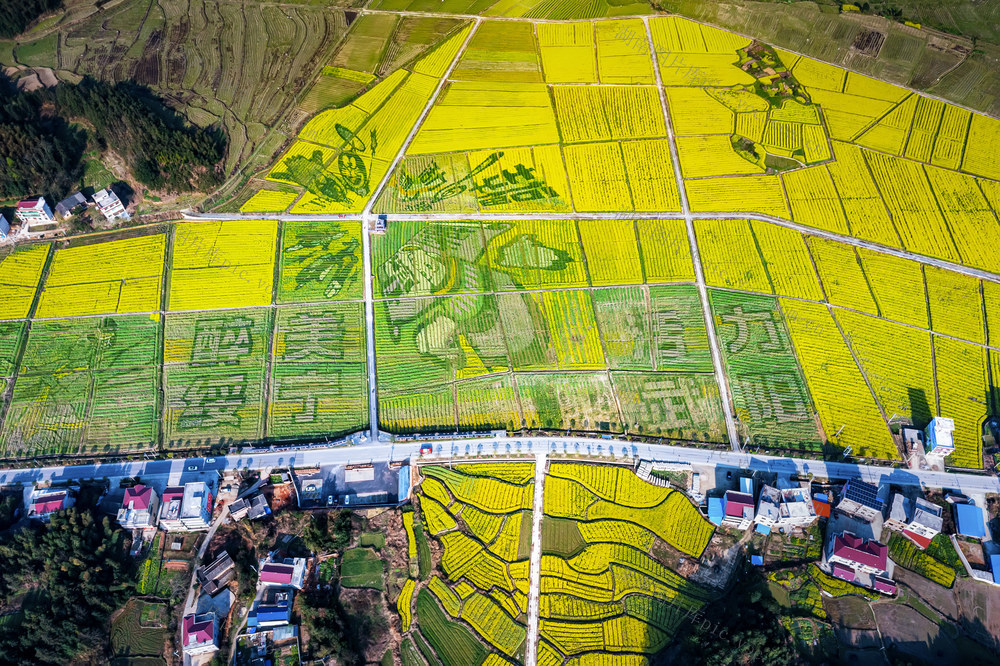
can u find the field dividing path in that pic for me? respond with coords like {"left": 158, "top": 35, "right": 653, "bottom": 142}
{"left": 361, "top": 215, "right": 379, "bottom": 442}
{"left": 524, "top": 450, "right": 547, "bottom": 666}
{"left": 643, "top": 16, "right": 741, "bottom": 452}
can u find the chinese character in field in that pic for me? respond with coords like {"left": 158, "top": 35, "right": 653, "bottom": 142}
{"left": 191, "top": 317, "right": 255, "bottom": 364}
{"left": 178, "top": 374, "right": 247, "bottom": 430}
{"left": 719, "top": 305, "right": 786, "bottom": 354}
{"left": 282, "top": 312, "right": 348, "bottom": 362}
{"left": 474, "top": 163, "right": 560, "bottom": 207}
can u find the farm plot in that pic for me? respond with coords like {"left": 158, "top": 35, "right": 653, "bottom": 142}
{"left": 413, "top": 464, "right": 533, "bottom": 664}
{"left": 169, "top": 221, "right": 277, "bottom": 311}
{"left": 110, "top": 599, "right": 166, "bottom": 662}
{"left": 780, "top": 299, "right": 898, "bottom": 460}
{"left": 1, "top": 316, "right": 160, "bottom": 457}
{"left": 375, "top": 281, "right": 727, "bottom": 439}
{"left": 887, "top": 533, "right": 956, "bottom": 588}
{"left": 0, "top": 244, "right": 50, "bottom": 320}
{"left": 163, "top": 309, "right": 271, "bottom": 446}
{"left": 269, "top": 303, "right": 368, "bottom": 439}
{"left": 538, "top": 463, "right": 714, "bottom": 663}
{"left": 710, "top": 290, "right": 821, "bottom": 454}
{"left": 341, "top": 547, "right": 385, "bottom": 590}
{"left": 36, "top": 235, "right": 166, "bottom": 318}
{"left": 287, "top": 31, "right": 469, "bottom": 215}
{"left": 278, "top": 221, "right": 363, "bottom": 303}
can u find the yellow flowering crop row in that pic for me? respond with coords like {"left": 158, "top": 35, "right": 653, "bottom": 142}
{"left": 239, "top": 190, "right": 298, "bottom": 213}
{"left": 863, "top": 151, "right": 960, "bottom": 262}
{"left": 0, "top": 244, "right": 49, "bottom": 320}
{"left": 595, "top": 20, "right": 655, "bottom": 84}
{"left": 857, "top": 248, "right": 928, "bottom": 328}
{"left": 686, "top": 175, "right": 789, "bottom": 218}
{"left": 780, "top": 299, "right": 898, "bottom": 460}
{"left": 807, "top": 237, "right": 878, "bottom": 315}
{"left": 409, "top": 82, "right": 559, "bottom": 154}
{"left": 636, "top": 219, "right": 694, "bottom": 282}
{"left": 37, "top": 235, "right": 165, "bottom": 318}
{"left": 169, "top": 221, "right": 276, "bottom": 311}
{"left": 924, "top": 166, "right": 1000, "bottom": 273}
{"left": 695, "top": 219, "right": 771, "bottom": 293}
{"left": 553, "top": 86, "right": 666, "bottom": 143}
{"left": 837, "top": 310, "right": 937, "bottom": 427}
{"left": 855, "top": 93, "right": 917, "bottom": 155}
{"left": 537, "top": 22, "right": 598, "bottom": 83}
{"left": 825, "top": 142, "right": 899, "bottom": 247}
{"left": 750, "top": 221, "right": 824, "bottom": 301}
{"left": 396, "top": 579, "right": 414, "bottom": 632}
{"left": 934, "top": 337, "right": 987, "bottom": 469}
{"left": 924, "top": 267, "right": 985, "bottom": 344}
{"left": 676, "top": 134, "right": 764, "bottom": 178}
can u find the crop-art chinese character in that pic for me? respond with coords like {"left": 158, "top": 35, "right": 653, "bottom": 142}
{"left": 720, "top": 305, "right": 787, "bottom": 355}
{"left": 282, "top": 312, "right": 349, "bottom": 362}
{"left": 191, "top": 317, "right": 255, "bottom": 364}
{"left": 178, "top": 374, "right": 247, "bottom": 430}
{"left": 392, "top": 152, "right": 561, "bottom": 211}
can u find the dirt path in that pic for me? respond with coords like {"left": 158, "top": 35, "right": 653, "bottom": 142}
{"left": 524, "top": 451, "right": 547, "bottom": 666}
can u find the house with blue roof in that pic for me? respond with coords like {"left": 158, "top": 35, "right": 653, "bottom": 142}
{"left": 954, "top": 503, "right": 986, "bottom": 539}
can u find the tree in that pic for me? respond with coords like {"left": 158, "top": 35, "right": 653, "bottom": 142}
{"left": 0, "top": 508, "right": 135, "bottom": 665}
{"left": 0, "top": 0, "right": 62, "bottom": 39}
{"left": 669, "top": 565, "right": 803, "bottom": 666}
{"left": 304, "top": 511, "right": 354, "bottom": 554}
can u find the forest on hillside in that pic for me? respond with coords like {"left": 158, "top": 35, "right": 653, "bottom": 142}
{"left": 0, "top": 75, "right": 226, "bottom": 201}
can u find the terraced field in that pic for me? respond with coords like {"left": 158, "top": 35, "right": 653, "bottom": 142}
{"left": 405, "top": 461, "right": 714, "bottom": 665}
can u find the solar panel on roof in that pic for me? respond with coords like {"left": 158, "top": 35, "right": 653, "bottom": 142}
{"left": 843, "top": 479, "right": 882, "bottom": 509}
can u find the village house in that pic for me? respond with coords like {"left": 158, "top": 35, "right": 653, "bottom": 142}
{"left": 827, "top": 531, "right": 893, "bottom": 593}
{"left": 883, "top": 494, "right": 943, "bottom": 548}
{"left": 836, "top": 479, "right": 883, "bottom": 522}
{"left": 230, "top": 492, "right": 270, "bottom": 521}
{"left": 28, "top": 489, "right": 74, "bottom": 521}
{"left": 257, "top": 556, "right": 307, "bottom": 590}
{"left": 197, "top": 551, "right": 236, "bottom": 596}
{"left": 721, "top": 490, "right": 755, "bottom": 530}
{"left": 181, "top": 613, "right": 219, "bottom": 656}
{"left": 755, "top": 485, "right": 817, "bottom": 532}
{"left": 159, "top": 482, "right": 213, "bottom": 531}
{"left": 116, "top": 484, "right": 160, "bottom": 530}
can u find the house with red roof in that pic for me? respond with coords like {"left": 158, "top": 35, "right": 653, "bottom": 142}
{"left": 28, "top": 489, "right": 74, "bottom": 521}
{"left": 116, "top": 484, "right": 160, "bottom": 530}
{"left": 181, "top": 613, "right": 219, "bottom": 656}
{"left": 828, "top": 531, "right": 889, "bottom": 577}
{"left": 258, "top": 556, "right": 306, "bottom": 590}
{"left": 722, "top": 490, "right": 755, "bottom": 530}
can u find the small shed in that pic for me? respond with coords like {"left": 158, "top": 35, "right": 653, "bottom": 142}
{"left": 708, "top": 497, "right": 724, "bottom": 526}
{"left": 955, "top": 503, "right": 986, "bottom": 538}
{"left": 750, "top": 554, "right": 763, "bottom": 566}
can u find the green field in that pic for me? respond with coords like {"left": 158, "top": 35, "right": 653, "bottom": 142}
{"left": 110, "top": 599, "right": 165, "bottom": 660}
{"left": 415, "top": 588, "right": 489, "bottom": 666}
{"left": 341, "top": 547, "right": 385, "bottom": 589}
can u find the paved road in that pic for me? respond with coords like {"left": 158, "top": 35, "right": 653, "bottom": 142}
{"left": 3, "top": 435, "right": 997, "bottom": 494}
